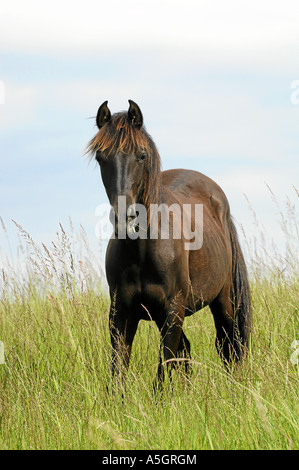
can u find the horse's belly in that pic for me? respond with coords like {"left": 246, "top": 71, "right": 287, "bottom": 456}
{"left": 188, "top": 270, "right": 228, "bottom": 311}
{"left": 188, "top": 234, "right": 231, "bottom": 310}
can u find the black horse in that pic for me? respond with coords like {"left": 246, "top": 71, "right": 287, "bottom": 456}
{"left": 87, "top": 100, "right": 251, "bottom": 388}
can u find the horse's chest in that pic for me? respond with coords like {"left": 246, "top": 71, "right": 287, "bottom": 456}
{"left": 119, "top": 263, "right": 168, "bottom": 311}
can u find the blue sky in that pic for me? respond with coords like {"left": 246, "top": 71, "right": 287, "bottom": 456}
{"left": 0, "top": 0, "right": 298, "bottom": 271}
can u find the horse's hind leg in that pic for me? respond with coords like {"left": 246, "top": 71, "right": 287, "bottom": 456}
{"left": 209, "top": 282, "right": 237, "bottom": 364}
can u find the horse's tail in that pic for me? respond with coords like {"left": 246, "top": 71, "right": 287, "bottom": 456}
{"left": 229, "top": 219, "right": 251, "bottom": 360}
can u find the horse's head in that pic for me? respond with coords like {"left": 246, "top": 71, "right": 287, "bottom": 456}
{"left": 88, "top": 100, "right": 161, "bottom": 236}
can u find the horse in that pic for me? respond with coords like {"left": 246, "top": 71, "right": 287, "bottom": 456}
{"left": 87, "top": 100, "right": 251, "bottom": 388}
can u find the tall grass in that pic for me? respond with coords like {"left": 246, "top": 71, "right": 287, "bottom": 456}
{"left": 0, "top": 190, "right": 298, "bottom": 450}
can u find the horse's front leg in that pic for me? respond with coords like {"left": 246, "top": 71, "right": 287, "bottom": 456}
{"left": 154, "top": 302, "right": 185, "bottom": 391}
{"left": 109, "top": 305, "right": 138, "bottom": 379}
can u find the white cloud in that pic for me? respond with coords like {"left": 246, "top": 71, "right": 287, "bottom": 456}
{"left": 1, "top": 0, "right": 299, "bottom": 56}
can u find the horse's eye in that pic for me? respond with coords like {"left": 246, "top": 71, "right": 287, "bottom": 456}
{"left": 138, "top": 153, "right": 147, "bottom": 162}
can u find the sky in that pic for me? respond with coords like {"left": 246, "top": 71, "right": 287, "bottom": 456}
{"left": 0, "top": 0, "right": 298, "bottom": 274}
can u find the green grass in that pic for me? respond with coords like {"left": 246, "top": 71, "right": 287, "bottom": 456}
{"left": 0, "top": 203, "right": 298, "bottom": 450}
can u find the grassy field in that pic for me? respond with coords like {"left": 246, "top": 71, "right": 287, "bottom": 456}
{"left": 0, "top": 201, "right": 298, "bottom": 450}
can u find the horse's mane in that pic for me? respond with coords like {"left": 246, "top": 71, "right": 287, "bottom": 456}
{"left": 86, "top": 112, "right": 162, "bottom": 210}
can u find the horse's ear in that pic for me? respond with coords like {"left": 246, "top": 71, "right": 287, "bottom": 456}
{"left": 96, "top": 101, "right": 111, "bottom": 129}
{"left": 128, "top": 100, "right": 143, "bottom": 128}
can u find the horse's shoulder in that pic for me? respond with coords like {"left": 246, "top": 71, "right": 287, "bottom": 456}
{"left": 162, "top": 168, "right": 230, "bottom": 229}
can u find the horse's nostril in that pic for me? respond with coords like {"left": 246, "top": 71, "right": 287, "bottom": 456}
{"left": 127, "top": 215, "right": 137, "bottom": 222}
